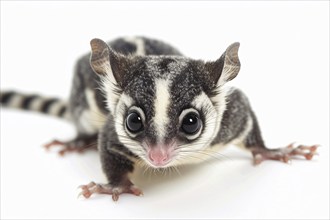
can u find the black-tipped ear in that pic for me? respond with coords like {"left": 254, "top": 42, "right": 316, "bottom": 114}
{"left": 206, "top": 42, "right": 240, "bottom": 85}
{"left": 90, "top": 38, "right": 126, "bottom": 86}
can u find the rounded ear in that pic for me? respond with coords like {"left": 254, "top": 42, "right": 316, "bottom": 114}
{"left": 205, "top": 42, "right": 241, "bottom": 86}
{"left": 90, "top": 38, "right": 127, "bottom": 86}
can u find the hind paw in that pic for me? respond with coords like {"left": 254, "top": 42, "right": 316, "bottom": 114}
{"left": 252, "top": 143, "right": 319, "bottom": 165}
{"left": 44, "top": 135, "right": 97, "bottom": 156}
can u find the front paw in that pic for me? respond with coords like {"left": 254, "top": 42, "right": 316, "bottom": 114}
{"left": 78, "top": 181, "right": 143, "bottom": 201}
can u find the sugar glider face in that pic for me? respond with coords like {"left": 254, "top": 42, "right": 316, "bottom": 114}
{"left": 90, "top": 38, "right": 240, "bottom": 168}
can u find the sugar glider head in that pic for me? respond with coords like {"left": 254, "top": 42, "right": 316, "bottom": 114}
{"left": 90, "top": 38, "right": 240, "bottom": 168}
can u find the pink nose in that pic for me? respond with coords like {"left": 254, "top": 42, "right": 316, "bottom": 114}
{"left": 148, "top": 148, "right": 170, "bottom": 166}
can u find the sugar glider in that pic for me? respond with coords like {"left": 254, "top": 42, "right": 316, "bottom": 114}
{"left": 0, "top": 36, "right": 318, "bottom": 201}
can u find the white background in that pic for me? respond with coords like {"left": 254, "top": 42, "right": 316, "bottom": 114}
{"left": 1, "top": 1, "right": 329, "bottom": 219}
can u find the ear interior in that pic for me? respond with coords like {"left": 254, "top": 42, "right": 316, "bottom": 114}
{"left": 90, "top": 38, "right": 127, "bottom": 114}
{"left": 90, "top": 38, "right": 127, "bottom": 86}
{"left": 90, "top": 38, "right": 111, "bottom": 75}
{"left": 206, "top": 42, "right": 241, "bottom": 86}
{"left": 223, "top": 42, "right": 240, "bottom": 82}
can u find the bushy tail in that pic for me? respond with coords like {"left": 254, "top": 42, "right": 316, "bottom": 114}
{"left": 0, "top": 90, "right": 71, "bottom": 120}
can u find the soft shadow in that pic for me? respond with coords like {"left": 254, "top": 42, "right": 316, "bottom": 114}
{"left": 130, "top": 156, "right": 235, "bottom": 190}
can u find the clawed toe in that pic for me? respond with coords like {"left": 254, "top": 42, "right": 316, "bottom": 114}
{"left": 252, "top": 143, "right": 319, "bottom": 165}
{"left": 43, "top": 135, "right": 97, "bottom": 156}
{"left": 44, "top": 139, "right": 65, "bottom": 149}
{"left": 78, "top": 181, "right": 143, "bottom": 201}
{"left": 289, "top": 143, "right": 319, "bottom": 160}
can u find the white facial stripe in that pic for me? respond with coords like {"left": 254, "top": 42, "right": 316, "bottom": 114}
{"left": 119, "top": 93, "right": 134, "bottom": 109}
{"left": 210, "top": 85, "right": 229, "bottom": 137}
{"left": 114, "top": 93, "right": 134, "bottom": 131}
{"left": 192, "top": 92, "right": 218, "bottom": 146}
{"left": 175, "top": 91, "right": 226, "bottom": 165}
{"left": 191, "top": 92, "right": 212, "bottom": 109}
{"left": 153, "top": 79, "right": 171, "bottom": 142}
{"left": 114, "top": 93, "right": 145, "bottom": 157}
{"left": 124, "top": 37, "right": 145, "bottom": 56}
{"left": 100, "top": 74, "right": 120, "bottom": 114}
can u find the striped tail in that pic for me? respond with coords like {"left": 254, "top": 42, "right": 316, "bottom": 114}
{"left": 0, "top": 90, "right": 71, "bottom": 120}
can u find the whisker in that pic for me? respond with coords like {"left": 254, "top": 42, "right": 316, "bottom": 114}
{"left": 173, "top": 166, "right": 182, "bottom": 176}
{"left": 74, "top": 141, "right": 98, "bottom": 150}
{"left": 189, "top": 150, "right": 229, "bottom": 162}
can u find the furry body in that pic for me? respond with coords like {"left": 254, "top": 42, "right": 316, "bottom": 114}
{"left": 0, "top": 36, "right": 317, "bottom": 201}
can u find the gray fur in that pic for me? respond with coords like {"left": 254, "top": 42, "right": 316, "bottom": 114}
{"left": 70, "top": 36, "right": 183, "bottom": 135}
{"left": 88, "top": 38, "right": 267, "bottom": 184}
{"left": 0, "top": 36, "right": 268, "bottom": 192}
{"left": 212, "top": 88, "right": 251, "bottom": 145}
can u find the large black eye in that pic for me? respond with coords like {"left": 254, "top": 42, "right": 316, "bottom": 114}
{"left": 181, "top": 113, "right": 201, "bottom": 135}
{"left": 126, "top": 112, "right": 143, "bottom": 133}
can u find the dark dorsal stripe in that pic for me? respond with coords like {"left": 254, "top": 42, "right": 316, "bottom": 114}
{"left": 21, "top": 95, "right": 39, "bottom": 109}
